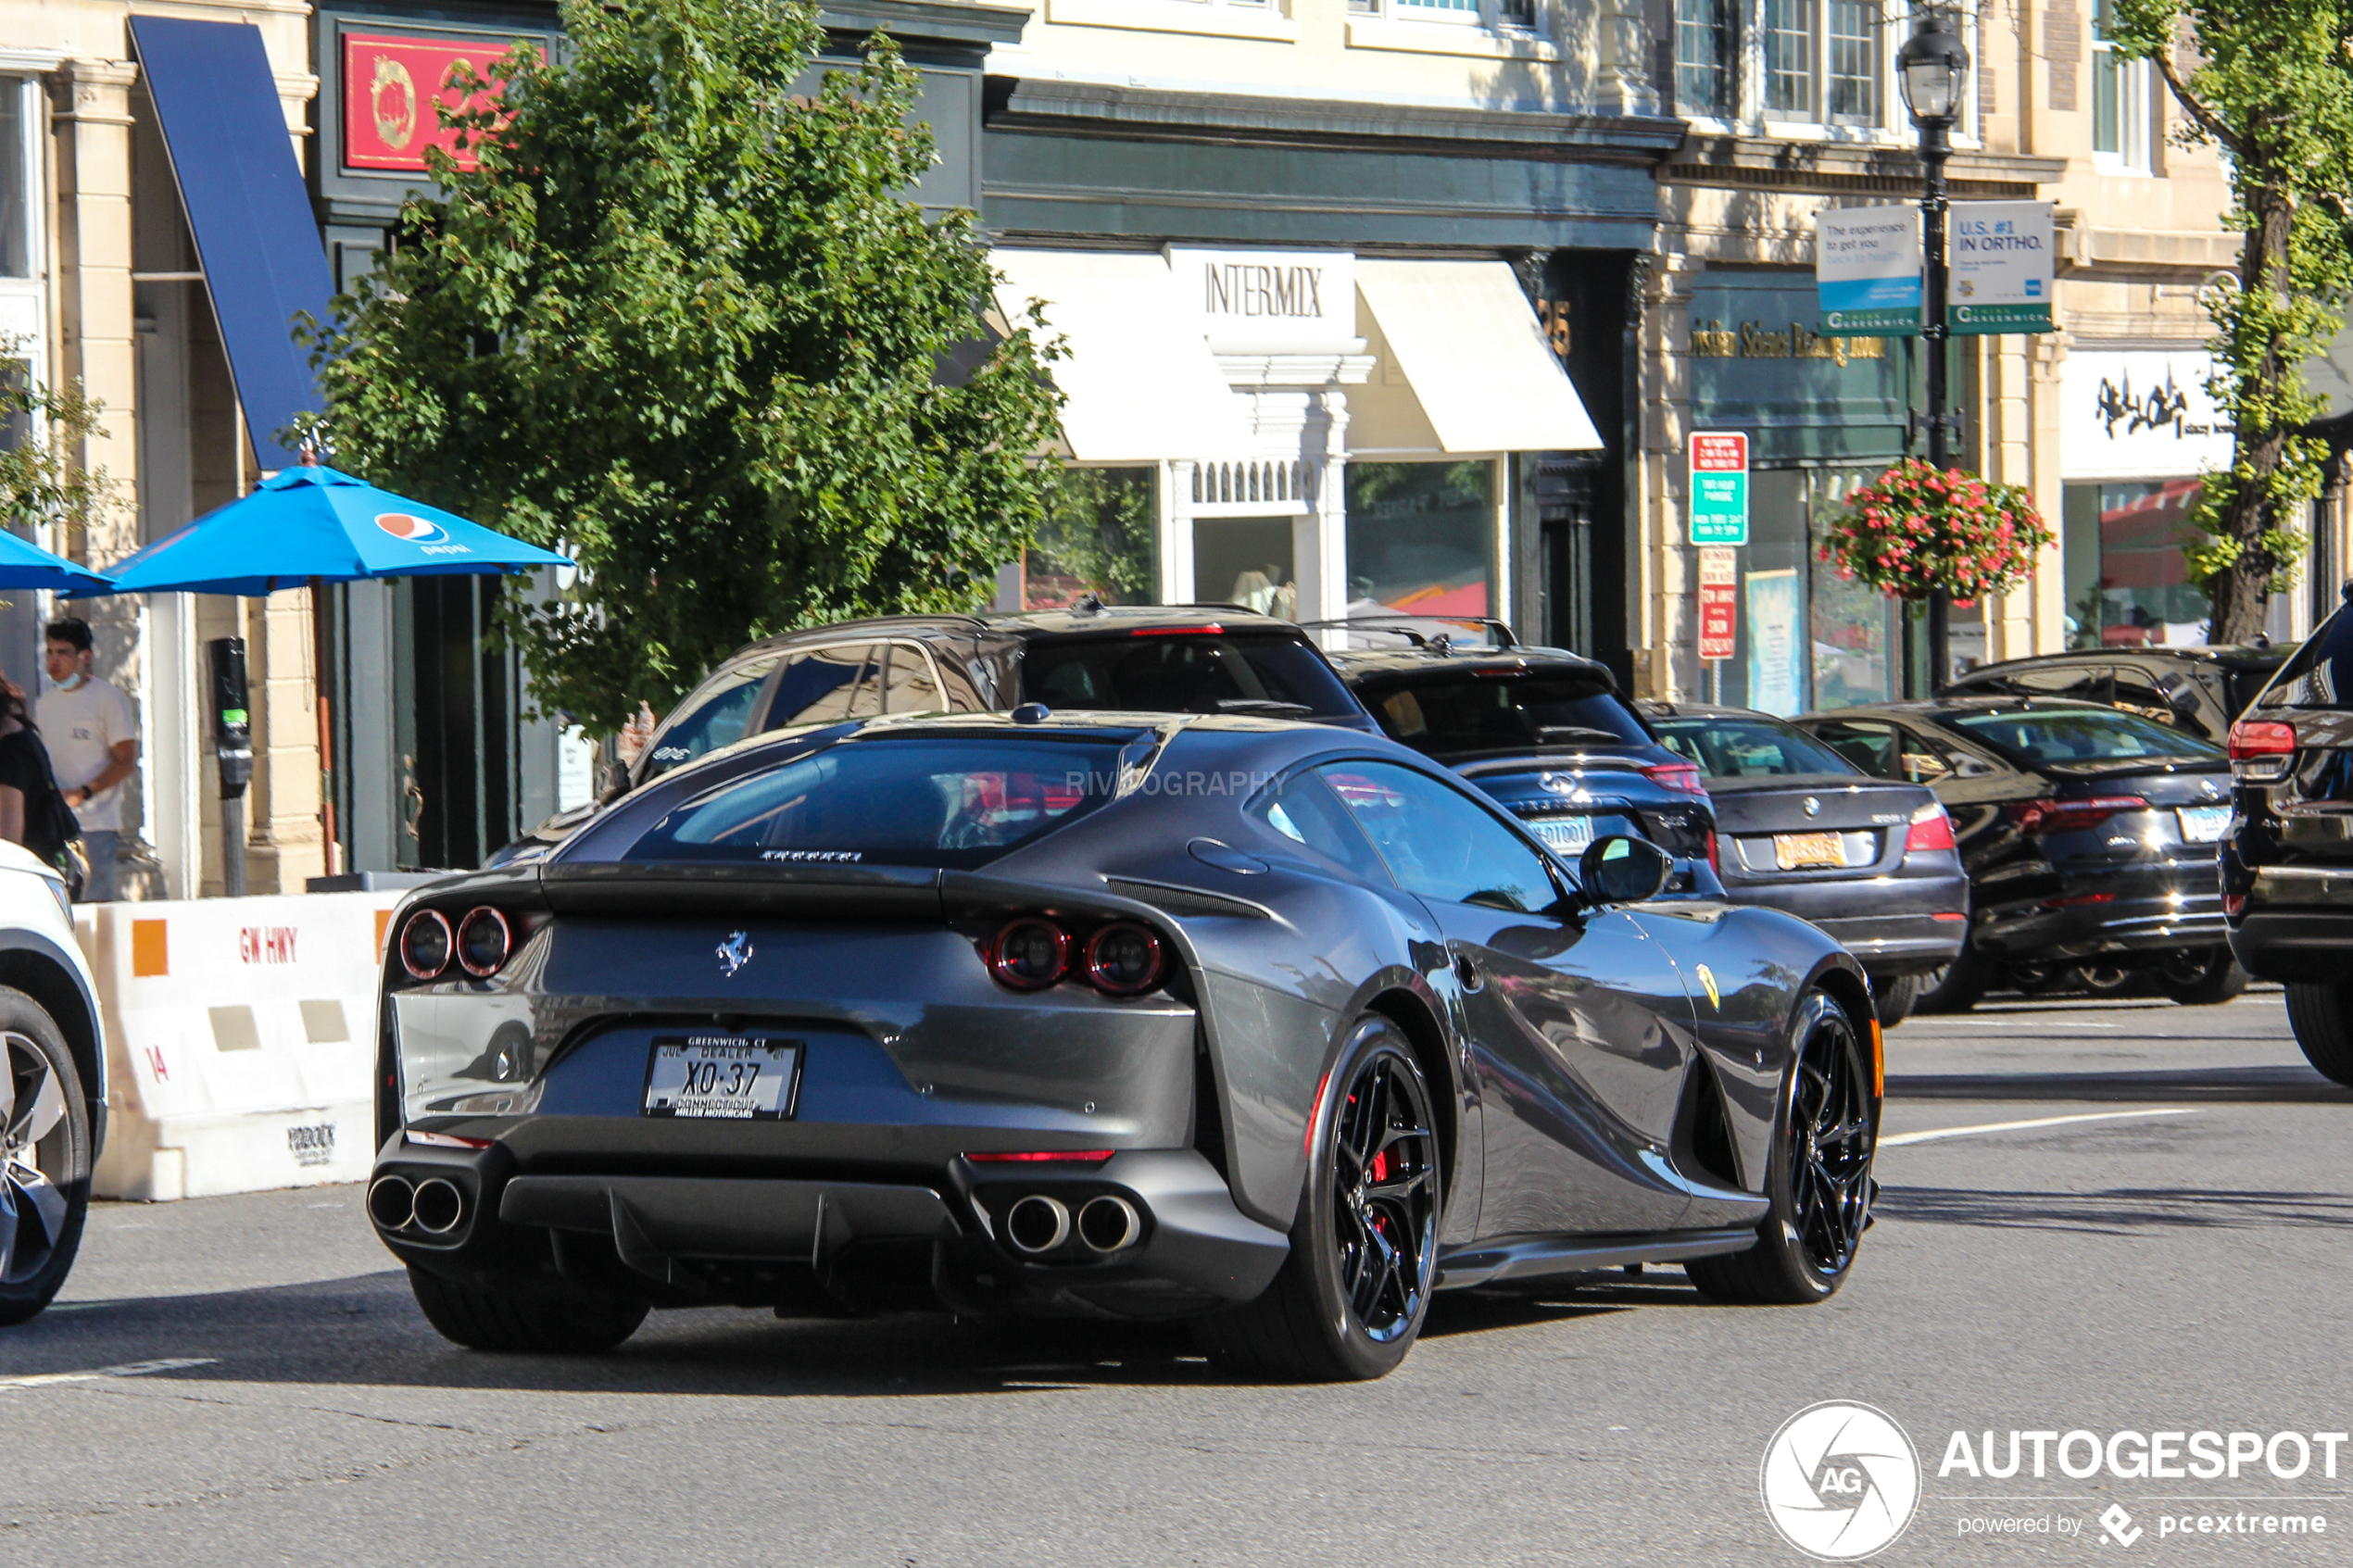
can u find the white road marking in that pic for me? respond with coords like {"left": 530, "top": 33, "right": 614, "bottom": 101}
{"left": 1880, "top": 1109, "right": 2199, "bottom": 1148}
{"left": 0, "top": 1357, "right": 216, "bottom": 1391}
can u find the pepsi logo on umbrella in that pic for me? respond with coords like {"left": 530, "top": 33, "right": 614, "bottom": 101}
{"left": 377, "top": 511, "right": 451, "bottom": 545}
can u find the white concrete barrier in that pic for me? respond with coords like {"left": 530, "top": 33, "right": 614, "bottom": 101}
{"left": 79, "top": 892, "right": 405, "bottom": 1200}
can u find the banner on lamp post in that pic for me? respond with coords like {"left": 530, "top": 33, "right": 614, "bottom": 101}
{"left": 1816, "top": 207, "right": 1923, "bottom": 337}
{"left": 1949, "top": 201, "right": 2055, "bottom": 335}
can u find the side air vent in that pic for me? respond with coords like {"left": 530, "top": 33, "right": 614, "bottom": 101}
{"left": 1105, "top": 878, "right": 1271, "bottom": 922}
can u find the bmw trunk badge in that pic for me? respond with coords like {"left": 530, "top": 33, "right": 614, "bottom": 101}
{"left": 1803, "top": 797, "right": 1821, "bottom": 817}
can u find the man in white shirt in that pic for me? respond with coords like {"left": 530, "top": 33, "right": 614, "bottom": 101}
{"left": 38, "top": 618, "right": 136, "bottom": 901}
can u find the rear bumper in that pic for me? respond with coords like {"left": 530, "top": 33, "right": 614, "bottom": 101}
{"left": 2223, "top": 861, "right": 2353, "bottom": 981}
{"left": 1975, "top": 868, "right": 2226, "bottom": 961}
{"left": 372, "top": 1139, "right": 1287, "bottom": 1321}
{"left": 1718, "top": 872, "right": 1969, "bottom": 974}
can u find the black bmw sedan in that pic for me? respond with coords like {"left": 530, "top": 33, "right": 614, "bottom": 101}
{"left": 1638, "top": 702, "right": 1967, "bottom": 1025}
{"left": 1794, "top": 698, "right": 2240, "bottom": 1010}
{"left": 374, "top": 710, "right": 1879, "bottom": 1380}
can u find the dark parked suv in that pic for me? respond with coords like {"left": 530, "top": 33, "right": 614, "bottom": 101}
{"left": 1794, "top": 698, "right": 2241, "bottom": 1010}
{"left": 495, "top": 606, "right": 1374, "bottom": 862}
{"left": 1941, "top": 646, "right": 2284, "bottom": 744}
{"left": 2221, "top": 598, "right": 2353, "bottom": 1084}
{"left": 1319, "top": 625, "right": 1715, "bottom": 872}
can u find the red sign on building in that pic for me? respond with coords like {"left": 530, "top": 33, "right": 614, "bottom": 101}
{"left": 343, "top": 32, "right": 541, "bottom": 173}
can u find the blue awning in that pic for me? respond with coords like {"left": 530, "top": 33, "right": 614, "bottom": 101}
{"left": 130, "top": 17, "right": 335, "bottom": 468}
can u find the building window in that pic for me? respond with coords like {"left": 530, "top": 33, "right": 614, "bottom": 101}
{"left": 0, "top": 78, "right": 32, "bottom": 281}
{"left": 1762, "top": 0, "right": 1817, "bottom": 118}
{"left": 1360, "top": 0, "right": 1541, "bottom": 29}
{"left": 1677, "top": 0, "right": 1738, "bottom": 117}
{"left": 1345, "top": 461, "right": 1496, "bottom": 620}
{"left": 1026, "top": 467, "right": 1160, "bottom": 611}
{"left": 2062, "top": 481, "right": 2208, "bottom": 646}
{"left": 1826, "top": 0, "right": 1882, "bottom": 122}
{"left": 2092, "top": 0, "right": 2153, "bottom": 170}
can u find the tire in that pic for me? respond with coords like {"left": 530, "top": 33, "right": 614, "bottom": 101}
{"left": 0, "top": 988, "right": 93, "bottom": 1326}
{"left": 2285, "top": 983, "right": 2353, "bottom": 1087}
{"left": 408, "top": 1265, "right": 648, "bottom": 1353}
{"left": 2074, "top": 962, "right": 2139, "bottom": 997}
{"left": 1687, "top": 989, "right": 1875, "bottom": 1306}
{"left": 2154, "top": 947, "right": 2250, "bottom": 1007}
{"left": 1869, "top": 973, "right": 1919, "bottom": 1029}
{"left": 1195, "top": 1016, "right": 1442, "bottom": 1382}
{"left": 1913, "top": 943, "right": 1988, "bottom": 1014}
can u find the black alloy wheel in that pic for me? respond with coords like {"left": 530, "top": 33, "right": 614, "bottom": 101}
{"left": 2153, "top": 947, "right": 2250, "bottom": 1007}
{"left": 1688, "top": 988, "right": 1875, "bottom": 1305}
{"left": 2074, "top": 962, "right": 2138, "bottom": 997}
{"left": 0, "top": 988, "right": 92, "bottom": 1325}
{"left": 1196, "top": 1015, "right": 1441, "bottom": 1381}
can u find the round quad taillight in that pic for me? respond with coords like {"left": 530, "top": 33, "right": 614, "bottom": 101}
{"left": 457, "top": 907, "right": 512, "bottom": 977}
{"left": 1086, "top": 922, "right": 1164, "bottom": 997}
{"left": 399, "top": 909, "right": 454, "bottom": 980}
{"left": 988, "top": 918, "right": 1070, "bottom": 991}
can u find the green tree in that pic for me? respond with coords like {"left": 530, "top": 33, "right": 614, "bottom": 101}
{"left": 2111, "top": 1, "right": 2353, "bottom": 641}
{"left": 302, "top": 0, "right": 1063, "bottom": 733}
{"left": 0, "top": 345, "right": 120, "bottom": 560}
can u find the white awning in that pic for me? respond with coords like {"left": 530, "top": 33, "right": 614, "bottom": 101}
{"left": 990, "top": 250, "right": 1256, "bottom": 461}
{"left": 1354, "top": 259, "right": 1603, "bottom": 454}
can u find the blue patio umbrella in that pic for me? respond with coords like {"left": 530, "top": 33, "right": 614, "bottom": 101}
{"left": 69, "top": 461, "right": 570, "bottom": 887}
{"left": 78, "top": 462, "right": 570, "bottom": 596}
{"left": 0, "top": 529, "right": 114, "bottom": 594}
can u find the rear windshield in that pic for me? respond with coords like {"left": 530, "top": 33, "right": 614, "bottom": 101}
{"left": 1019, "top": 633, "right": 1360, "bottom": 721}
{"left": 1652, "top": 716, "right": 1859, "bottom": 778}
{"left": 623, "top": 736, "right": 1131, "bottom": 870}
{"left": 2258, "top": 611, "right": 2352, "bottom": 710}
{"left": 1361, "top": 674, "right": 1652, "bottom": 756}
{"left": 1941, "top": 709, "right": 2222, "bottom": 765}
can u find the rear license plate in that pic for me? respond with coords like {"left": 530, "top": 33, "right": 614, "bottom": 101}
{"left": 643, "top": 1035, "right": 802, "bottom": 1120}
{"left": 1775, "top": 831, "right": 1848, "bottom": 871}
{"left": 1530, "top": 816, "right": 1597, "bottom": 855}
{"left": 2178, "top": 805, "right": 2233, "bottom": 844}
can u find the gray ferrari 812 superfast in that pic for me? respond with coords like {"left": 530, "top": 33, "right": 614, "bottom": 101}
{"left": 370, "top": 709, "right": 1881, "bottom": 1380}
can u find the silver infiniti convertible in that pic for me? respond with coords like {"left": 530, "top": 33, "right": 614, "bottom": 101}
{"left": 370, "top": 709, "right": 1881, "bottom": 1380}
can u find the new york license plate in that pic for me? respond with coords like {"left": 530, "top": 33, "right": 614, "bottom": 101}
{"left": 1530, "top": 816, "right": 1597, "bottom": 855}
{"left": 1775, "top": 831, "right": 1848, "bottom": 871}
{"left": 2178, "top": 805, "right": 2233, "bottom": 844}
{"left": 642, "top": 1035, "right": 802, "bottom": 1120}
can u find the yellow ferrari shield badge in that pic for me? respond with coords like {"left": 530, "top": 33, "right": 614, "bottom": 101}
{"left": 1695, "top": 963, "right": 1721, "bottom": 1010}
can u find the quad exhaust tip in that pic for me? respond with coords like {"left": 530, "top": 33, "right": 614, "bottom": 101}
{"left": 367, "top": 1175, "right": 417, "bottom": 1232}
{"left": 1005, "top": 1195, "right": 1071, "bottom": 1254}
{"left": 411, "top": 1178, "right": 467, "bottom": 1235}
{"left": 1077, "top": 1195, "right": 1140, "bottom": 1254}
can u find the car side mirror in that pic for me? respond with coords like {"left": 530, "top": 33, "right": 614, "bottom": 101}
{"left": 2155, "top": 674, "right": 2203, "bottom": 718}
{"left": 1575, "top": 834, "right": 1673, "bottom": 909}
{"left": 1950, "top": 756, "right": 1998, "bottom": 779}
{"left": 598, "top": 759, "right": 632, "bottom": 805}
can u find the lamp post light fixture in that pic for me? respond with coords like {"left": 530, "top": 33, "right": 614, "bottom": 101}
{"left": 1898, "top": 5, "right": 1970, "bottom": 689}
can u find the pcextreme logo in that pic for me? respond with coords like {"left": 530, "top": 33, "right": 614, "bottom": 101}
{"left": 1761, "top": 1401, "right": 1923, "bottom": 1561}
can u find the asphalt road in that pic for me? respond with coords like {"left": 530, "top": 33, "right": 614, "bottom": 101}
{"left": 5, "top": 990, "right": 2349, "bottom": 1566}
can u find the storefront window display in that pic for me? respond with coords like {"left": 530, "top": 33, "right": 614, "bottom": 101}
{"left": 2061, "top": 480, "right": 2208, "bottom": 647}
{"left": 1710, "top": 466, "right": 1904, "bottom": 715}
{"left": 1344, "top": 461, "right": 1494, "bottom": 618}
{"left": 1025, "top": 467, "right": 1159, "bottom": 611}
{"left": 1195, "top": 517, "right": 1297, "bottom": 619}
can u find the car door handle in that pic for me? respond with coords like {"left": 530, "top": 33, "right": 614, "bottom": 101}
{"left": 1454, "top": 955, "right": 1485, "bottom": 994}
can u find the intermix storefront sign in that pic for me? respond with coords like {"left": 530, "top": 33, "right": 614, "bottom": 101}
{"left": 1168, "top": 246, "right": 1358, "bottom": 354}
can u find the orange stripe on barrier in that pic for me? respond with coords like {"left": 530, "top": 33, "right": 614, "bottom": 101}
{"left": 131, "top": 920, "right": 169, "bottom": 978}
{"left": 375, "top": 909, "right": 393, "bottom": 961}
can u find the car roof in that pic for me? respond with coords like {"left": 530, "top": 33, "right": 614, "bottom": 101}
{"left": 1327, "top": 644, "right": 1616, "bottom": 683}
{"left": 688, "top": 605, "right": 1319, "bottom": 684}
{"left": 1638, "top": 700, "right": 1801, "bottom": 721}
{"left": 1794, "top": 696, "right": 2123, "bottom": 721}
{"left": 1951, "top": 645, "right": 2284, "bottom": 676}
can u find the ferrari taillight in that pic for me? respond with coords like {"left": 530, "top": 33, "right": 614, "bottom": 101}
{"left": 456, "top": 907, "right": 513, "bottom": 977}
{"left": 1085, "top": 922, "right": 1165, "bottom": 996}
{"left": 988, "top": 918, "right": 1071, "bottom": 990}
{"left": 398, "top": 909, "right": 453, "bottom": 980}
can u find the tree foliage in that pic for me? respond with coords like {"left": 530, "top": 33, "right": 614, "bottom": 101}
{"left": 0, "top": 345, "right": 121, "bottom": 558}
{"left": 300, "top": 0, "right": 1064, "bottom": 733}
{"left": 2111, "top": 1, "right": 2353, "bottom": 641}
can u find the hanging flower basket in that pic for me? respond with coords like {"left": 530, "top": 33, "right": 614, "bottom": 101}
{"left": 1818, "top": 458, "right": 2054, "bottom": 602}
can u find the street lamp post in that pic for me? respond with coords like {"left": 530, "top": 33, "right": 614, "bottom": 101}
{"left": 1899, "top": 6, "right": 1970, "bottom": 690}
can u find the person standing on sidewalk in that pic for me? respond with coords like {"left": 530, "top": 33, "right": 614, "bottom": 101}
{"left": 38, "top": 618, "right": 134, "bottom": 901}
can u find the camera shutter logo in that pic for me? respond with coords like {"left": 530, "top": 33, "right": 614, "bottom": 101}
{"left": 1760, "top": 1401, "right": 1921, "bottom": 1560}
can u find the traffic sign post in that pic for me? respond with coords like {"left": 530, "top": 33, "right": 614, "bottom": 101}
{"left": 1697, "top": 546, "right": 1738, "bottom": 663}
{"left": 1690, "top": 432, "right": 1749, "bottom": 546}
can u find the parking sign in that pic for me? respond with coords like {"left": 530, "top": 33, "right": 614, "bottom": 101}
{"left": 1690, "top": 433, "right": 1749, "bottom": 546}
